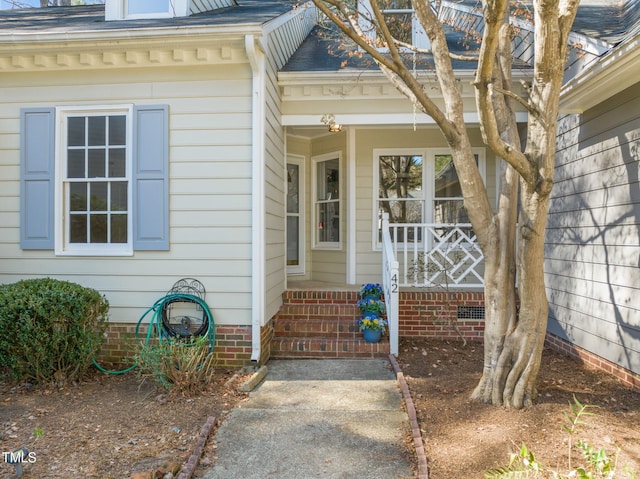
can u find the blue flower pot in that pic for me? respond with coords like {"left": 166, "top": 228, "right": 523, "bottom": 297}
{"left": 363, "top": 328, "right": 382, "bottom": 343}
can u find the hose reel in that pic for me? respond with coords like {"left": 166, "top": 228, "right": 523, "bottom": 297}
{"left": 161, "top": 278, "right": 209, "bottom": 339}
{"left": 93, "top": 278, "right": 215, "bottom": 375}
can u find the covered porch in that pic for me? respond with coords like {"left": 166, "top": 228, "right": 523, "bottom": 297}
{"left": 276, "top": 214, "right": 485, "bottom": 358}
{"left": 271, "top": 32, "right": 518, "bottom": 361}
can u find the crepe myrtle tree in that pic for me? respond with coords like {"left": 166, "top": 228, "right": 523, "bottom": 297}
{"left": 311, "top": 0, "right": 579, "bottom": 408}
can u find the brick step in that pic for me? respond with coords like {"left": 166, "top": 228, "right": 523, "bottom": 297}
{"left": 270, "top": 288, "right": 389, "bottom": 359}
{"left": 270, "top": 337, "right": 390, "bottom": 359}
{"left": 273, "top": 303, "right": 361, "bottom": 320}
{"left": 281, "top": 290, "right": 360, "bottom": 304}
{"left": 273, "top": 317, "right": 362, "bottom": 339}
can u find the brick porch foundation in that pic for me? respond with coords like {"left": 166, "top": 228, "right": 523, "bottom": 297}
{"left": 94, "top": 290, "right": 640, "bottom": 391}
{"left": 398, "top": 290, "right": 485, "bottom": 341}
{"left": 545, "top": 333, "right": 640, "bottom": 389}
{"left": 96, "top": 323, "right": 254, "bottom": 368}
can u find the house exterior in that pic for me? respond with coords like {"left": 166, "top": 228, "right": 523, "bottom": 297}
{"left": 0, "top": 0, "right": 319, "bottom": 365}
{"left": 0, "top": 0, "right": 509, "bottom": 367}
{"left": 0, "top": 0, "right": 637, "bottom": 384}
{"left": 545, "top": 0, "right": 640, "bottom": 386}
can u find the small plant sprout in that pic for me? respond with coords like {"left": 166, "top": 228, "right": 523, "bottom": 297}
{"left": 485, "top": 396, "right": 637, "bottom": 479}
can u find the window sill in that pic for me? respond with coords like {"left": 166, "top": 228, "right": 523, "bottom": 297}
{"left": 55, "top": 248, "right": 134, "bottom": 257}
{"left": 312, "top": 243, "right": 342, "bottom": 251}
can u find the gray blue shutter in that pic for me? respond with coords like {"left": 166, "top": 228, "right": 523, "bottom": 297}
{"left": 133, "top": 105, "right": 169, "bottom": 250}
{"left": 20, "top": 108, "right": 55, "bottom": 250}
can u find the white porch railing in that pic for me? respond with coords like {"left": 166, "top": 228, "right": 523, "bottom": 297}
{"left": 385, "top": 218, "right": 485, "bottom": 288}
{"left": 381, "top": 214, "right": 399, "bottom": 356}
{"left": 380, "top": 213, "right": 485, "bottom": 356}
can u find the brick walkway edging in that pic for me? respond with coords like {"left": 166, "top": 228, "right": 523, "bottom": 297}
{"left": 176, "top": 416, "right": 217, "bottom": 479}
{"left": 389, "top": 354, "right": 429, "bottom": 479}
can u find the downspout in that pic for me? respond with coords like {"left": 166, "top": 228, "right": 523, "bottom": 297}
{"left": 246, "top": 34, "right": 266, "bottom": 362}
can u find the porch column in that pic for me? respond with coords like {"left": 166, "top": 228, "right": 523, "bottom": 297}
{"left": 346, "top": 126, "right": 357, "bottom": 284}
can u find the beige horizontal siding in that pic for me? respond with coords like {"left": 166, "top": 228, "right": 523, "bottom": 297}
{"left": 0, "top": 63, "right": 255, "bottom": 327}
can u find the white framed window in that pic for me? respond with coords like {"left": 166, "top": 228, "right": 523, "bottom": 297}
{"left": 357, "top": 0, "right": 430, "bottom": 51}
{"left": 286, "top": 156, "right": 305, "bottom": 274}
{"left": 55, "top": 106, "right": 133, "bottom": 256}
{"left": 374, "top": 148, "right": 485, "bottom": 246}
{"left": 106, "top": 0, "right": 189, "bottom": 20}
{"left": 21, "top": 105, "right": 168, "bottom": 253}
{"left": 312, "top": 152, "right": 341, "bottom": 249}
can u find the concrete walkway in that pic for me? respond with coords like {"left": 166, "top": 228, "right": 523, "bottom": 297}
{"left": 201, "top": 359, "right": 415, "bottom": 479}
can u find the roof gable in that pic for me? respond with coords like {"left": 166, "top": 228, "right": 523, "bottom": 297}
{"left": 105, "top": 0, "right": 238, "bottom": 21}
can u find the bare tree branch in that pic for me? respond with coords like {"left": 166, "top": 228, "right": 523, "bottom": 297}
{"left": 474, "top": 0, "right": 534, "bottom": 182}
{"left": 312, "top": 0, "right": 456, "bottom": 138}
{"left": 394, "top": 38, "right": 478, "bottom": 62}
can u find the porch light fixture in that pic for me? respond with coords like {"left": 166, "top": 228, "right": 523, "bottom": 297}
{"left": 321, "top": 114, "right": 342, "bottom": 133}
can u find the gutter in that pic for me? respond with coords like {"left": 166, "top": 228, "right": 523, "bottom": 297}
{"left": 0, "top": 24, "right": 266, "bottom": 46}
{"left": 245, "top": 33, "right": 266, "bottom": 363}
{"left": 560, "top": 31, "right": 640, "bottom": 113}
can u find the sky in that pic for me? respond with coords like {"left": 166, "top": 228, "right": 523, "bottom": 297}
{"left": 0, "top": 0, "right": 103, "bottom": 9}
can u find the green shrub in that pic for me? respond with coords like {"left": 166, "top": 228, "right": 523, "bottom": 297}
{"left": 0, "top": 278, "right": 109, "bottom": 384}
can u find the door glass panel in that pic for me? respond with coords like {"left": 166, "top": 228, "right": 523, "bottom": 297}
{"left": 287, "top": 164, "right": 299, "bottom": 214}
{"left": 287, "top": 216, "right": 299, "bottom": 266}
{"left": 287, "top": 162, "right": 302, "bottom": 269}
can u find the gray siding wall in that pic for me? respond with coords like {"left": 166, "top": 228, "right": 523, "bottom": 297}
{"left": 546, "top": 83, "right": 640, "bottom": 375}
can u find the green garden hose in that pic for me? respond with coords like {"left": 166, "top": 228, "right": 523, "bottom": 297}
{"left": 92, "top": 293, "right": 216, "bottom": 375}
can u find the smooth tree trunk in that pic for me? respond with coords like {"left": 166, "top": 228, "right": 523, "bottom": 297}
{"left": 468, "top": 0, "right": 576, "bottom": 407}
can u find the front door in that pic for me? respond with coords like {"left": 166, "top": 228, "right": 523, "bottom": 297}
{"left": 286, "top": 157, "right": 304, "bottom": 275}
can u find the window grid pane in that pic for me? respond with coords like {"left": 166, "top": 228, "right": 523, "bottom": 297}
{"left": 317, "top": 202, "right": 340, "bottom": 243}
{"left": 64, "top": 113, "right": 129, "bottom": 247}
{"left": 379, "top": 155, "right": 423, "bottom": 225}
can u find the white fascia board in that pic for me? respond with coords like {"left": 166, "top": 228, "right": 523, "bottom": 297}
{"left": 281, "top": 112, "right": 529, "bottom": 126}
{"left": 0, "top": 23, "right": 264, "bottom": 47}
{"left": 278, "top": 69, "right": 532, "bottom": 92}
{"left": 560, "top": 32, "right": 640, "bottom": 114}
{"left": 279, "top": 69, "right": 480, "bottom": 84}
